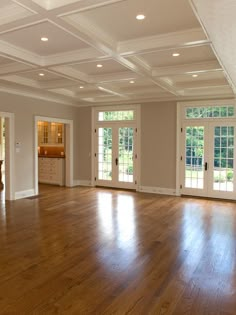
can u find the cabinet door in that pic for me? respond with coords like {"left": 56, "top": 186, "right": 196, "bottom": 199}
{"left": 38, "top": 122, "right": 49, "bottom": 145}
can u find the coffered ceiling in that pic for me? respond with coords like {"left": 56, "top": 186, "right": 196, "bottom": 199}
{"left": 0, "top": 0, "right": 234, "bottom": 106}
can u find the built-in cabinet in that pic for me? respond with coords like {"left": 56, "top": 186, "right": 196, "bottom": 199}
{"left": 38, "top": 122, "right": 64, "bottom": 146}
{"left": 38, "top": 157, "right": 65, "bottom": 186}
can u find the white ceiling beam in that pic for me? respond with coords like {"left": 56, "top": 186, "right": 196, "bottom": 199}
{"left": 50, "top": 66, "right": 92, "bottom": 83}
{"left": 43, "top": 47, "right": 106, "bottom": 67}
{"left": 118, "top": 28, "right": 210, "bottom": 56}
{"left": 0, "top": 40, "right": 42, "bottom": 66}
{"left": 0, "top": 62, "right": 35, "bottom": 75}
{"left": 152, "top": 61, "right": 222, "bottom": 77}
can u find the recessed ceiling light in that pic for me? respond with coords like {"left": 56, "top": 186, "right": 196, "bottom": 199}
{"left": 39, "top": 73, "right": 45, "bottom": 77}
{"left": 130, "top": 80, "right": 135, "bottom": 84}
{"left": 172, "top": 53, "right": 180, "bottom": 57}
{"left": 192, "top": 74, "right": 198, "bottom": 78}
{"left": 136, "top": 14, "right": 146, "bottom": 20}
{"left": 79, "top": 86, "right": 84, "bottom": 89}
{"left": 41, "top": 37, "right": 48, "bottom": 42}
{"left": 97, "top": 64, "right": 103, "bottom": 68}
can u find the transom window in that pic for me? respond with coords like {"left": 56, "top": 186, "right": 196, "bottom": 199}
{"left": 185, "top": 106, "right": 234, "bottom": 119}
{"left": 98, "top": 110, "right": 134, "bottom": 121}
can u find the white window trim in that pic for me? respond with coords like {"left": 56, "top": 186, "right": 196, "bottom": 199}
{"left": 91, "top": 104, "right": 141, "bottom": 190}
{"left": 176, "top": 99, "right": 236, "bottom": 196}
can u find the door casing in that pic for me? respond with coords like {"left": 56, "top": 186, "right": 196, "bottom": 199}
{"left": 92, "top": 105, "right": 140, "bottom": 190}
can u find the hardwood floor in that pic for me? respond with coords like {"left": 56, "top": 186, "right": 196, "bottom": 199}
{"left": 0, "top": 184, "right": 236, "bottom": 314}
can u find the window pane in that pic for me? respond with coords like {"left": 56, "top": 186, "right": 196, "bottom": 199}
{"left": 98, "top": 110, "right": 134, "bottom": 121}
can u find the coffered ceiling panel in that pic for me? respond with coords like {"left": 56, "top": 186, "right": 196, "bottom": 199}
{"left": 0, "top": 0, "right": 35, "bottom": 26}
{"left": 167, "top": 70, "right": 227, "bottom": 85}
{"left": 15, "top": 69, "right": 69, "bottom": 82}
{"left": 71, "top": 59, "right": 132, "bottom": 76}
{"left": 68, "top": 0, "right": 201, "bottom": 42}
{"left": 0, "top": 55, "right": 17, "bottom": 66}
{"left": 137, "top": 45, "right": 217, "bottom": 68}
{"left": 0, "top": 21, "right": 90, "bottom": 56}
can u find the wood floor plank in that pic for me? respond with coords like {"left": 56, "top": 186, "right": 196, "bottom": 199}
{"left": 0, "top": 185, "right": 236, "bottom": 314}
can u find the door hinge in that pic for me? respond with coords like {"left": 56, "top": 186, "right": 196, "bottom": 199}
{"left": 180, "top": 184, "right": 182, "bottom": 189}
{"left": 135, "top": 154, "right": 137, "bottom": 159}
{"left": 181, "top": 128, "right": 183, "bottom": 133}
{"left": 95, "top": 153, "right": 97, "bottom": 157}
{"left": 95, "top": 177, "right": 97, "bottom": 181}
{"left": 95, "top": 129, "right": 96, "bottom": 133}
{"left": 180, "top": 156, "right": 183, "bottom": 161}
{"left": 136, "top": 128, "right": 137, "bottom": 132}
{"left": 135, "top": 180, "right": 137, "bottom": 185}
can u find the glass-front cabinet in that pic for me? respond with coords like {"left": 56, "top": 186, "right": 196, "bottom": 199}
{"left": 38, "top": 121, "right": 64, "bottom": 145}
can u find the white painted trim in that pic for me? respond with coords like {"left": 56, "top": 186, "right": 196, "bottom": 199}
{"left": 91, "top": 104, "right": 141, "bottom": 190}
{"left": 136, "top": 104, "right": 141, "bottom": 190}
{"left": 15, "top": 189, "right": 35, "bottom": 200}
{"left": 177, "top": 100, "right": 236, "bottom": 199}
{"left": 0, "top": 111, "right": 15, "bottom": 200}
{"left": 178, "top": 99, "right": 236, "bottom": 108}
{"left": 138, "top": 186, "right": 177, "bottom": 196}
{"left": 118, "top": 28, "right": 209, "bottom": 55}
{"left": 34, "top": 116, "right": 74, "bottom": 196}
{"left": 73, "top": 180, "right": 92, "bottom": 187}
{"left": 91, "top": 107, "right": 95, "bottom": 187}
{"left": 176, "top": 102, "right": 182, "bottom": 196}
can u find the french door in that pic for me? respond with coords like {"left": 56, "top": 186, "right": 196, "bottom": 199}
{"left": 95, "top": 124, "right": 136, "bottom": 189}
{"left": 181, "top": 121, "right": 236, "bottom": 199}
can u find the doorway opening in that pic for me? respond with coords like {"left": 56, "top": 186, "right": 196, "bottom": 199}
{"left": 34, "top": 116, "right": 73, "bottom": 195}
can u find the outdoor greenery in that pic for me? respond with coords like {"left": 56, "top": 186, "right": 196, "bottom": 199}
{"left": 186, "top": 106, "right": 234, "bottom": 119}
{"left": 100, "top": 124, "right": 134, "bottom": 178}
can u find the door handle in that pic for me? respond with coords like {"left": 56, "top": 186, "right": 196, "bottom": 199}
{"left": 115, "top": 158, "right": 118, "bottom": 165}
{"left": 205, "top": 162, "right": 208, "bottom": 171}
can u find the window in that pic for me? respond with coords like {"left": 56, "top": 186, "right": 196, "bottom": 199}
{"left": 98, "top": 110, "right": 134, "bottom": 121}
{"left": 185, "top": 106, "right": 234, "bottom": 119}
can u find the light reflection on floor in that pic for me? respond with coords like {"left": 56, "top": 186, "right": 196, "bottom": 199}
{"left": 97, "top": 191, "right": 138, "bottom": 271}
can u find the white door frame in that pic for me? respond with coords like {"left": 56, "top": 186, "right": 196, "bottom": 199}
{"left": 91, "top": 104, "right": 141, "bottom": 190}
{"left": 177, "top": 99, "right": 236, "bottom": 199}
{"left": 34, "top": 116, "right": 73, "bottom": 195}
{"left": 0, "top": 111, "right": 15, "bottom": 200}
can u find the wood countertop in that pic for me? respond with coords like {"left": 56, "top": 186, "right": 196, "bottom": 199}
{"left": 38, "top": 155, "right": 65, "bottom": 158}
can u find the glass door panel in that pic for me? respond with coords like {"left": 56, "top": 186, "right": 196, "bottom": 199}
{"left": 212, "top": 125, "right": 234, "bottom": 193}
{"left": 184, "top": 126, "right": 205, "bottom": 191}
{"left": 98, "top": 127, "right": 112, "bottom": 181}
{"left": 118, "top": 127, "right": 134, "bottom": 183}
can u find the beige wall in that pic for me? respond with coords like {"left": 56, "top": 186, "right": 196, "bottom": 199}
{"left": 76, "top": 106, "right": 92, "bottom": 180}
{"left": 0, "top": 91, "right": 177, "bottom": 195}
{"left": 77, "top": 101, "right": 177, "bottom": 189}
{"left": 0, "top": 91, "right": 81, "bottom": 192}
{"left": 141, "top": 102, "right": 176, "bottom": 189}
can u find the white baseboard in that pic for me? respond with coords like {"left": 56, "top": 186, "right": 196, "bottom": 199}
{"left": 73, "top": 180, "right": 92, "bottom": 187}
{"left": 15, "top": 189, "right": 36, "bottom": 200}
{"left": 138, "top": 186, "right": 177, "bottom": 196}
